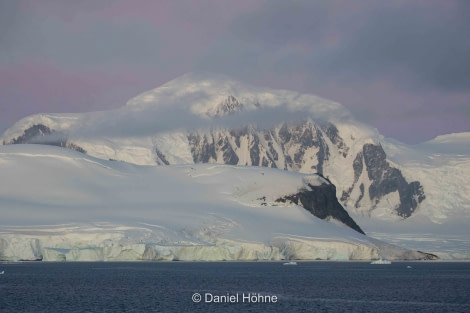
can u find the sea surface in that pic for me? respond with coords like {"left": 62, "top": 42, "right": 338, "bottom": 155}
{"left": 1, "top": 261, "right": 469, "bottom": 313}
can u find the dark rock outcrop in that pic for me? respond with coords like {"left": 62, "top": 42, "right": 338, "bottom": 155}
{"left": 9, "top": 124, "right": 55, "bottom": 144}
{"left": 362, "top": 144, "right": 425, "bottom": 218}
{"left": 416, "top": 251, "right": 439, "bottom": 260}
{"left": 6, "top": 124, "right": 86, "bottom": 154}
{"left": 155, "top": 148, "right": 170, "bottom": 165}
{"left": 319, "top": 122, "right": 349, "bottom": 157}
{"left": 276, "top": 180, "right": 365, "bottom": 235}
{"left": 221, "top": 137, "right": 239, "bottom": 165}
{"left": 340, "top": 144, "right": 425, "bottom": 218}
{"left": 188, "top": 133, "right": 217, "bottom": 163}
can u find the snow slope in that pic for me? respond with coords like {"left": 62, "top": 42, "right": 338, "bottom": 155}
{"left": 0, "top": 144, "right": 429, "bottom": 262}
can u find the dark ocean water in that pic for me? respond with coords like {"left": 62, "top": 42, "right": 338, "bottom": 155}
{"left": 0, "top": 261, "right": 469, "bottom": 313}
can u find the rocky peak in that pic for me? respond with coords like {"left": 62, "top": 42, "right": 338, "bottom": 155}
{"left": 209, "top": 95, "right": 244, "bottom": 118}
{"left": 7, "top": 124, "right": 53, "bottom": 145}
{"left": 5, "top": 124, "right": 86, "bottom": 154}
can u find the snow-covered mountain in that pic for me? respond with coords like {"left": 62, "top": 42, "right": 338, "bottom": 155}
{"left": 1, "top": 73, "right": 424, "bottom": 220}
{"left": 0, "top": 144, "right": 433, "bottom": 262}
{"left": 1, "top": 73, "right": 469, "bottom": 259}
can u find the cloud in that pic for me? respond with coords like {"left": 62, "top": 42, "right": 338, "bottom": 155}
{"left": 199, "top": 0, "right": 470, "bottom": 92}
{"left": 228, "top": 1, "right": 330, "bottom": 48}
{"left": 319, "top": 1, "right": 470, "bottom": 92}
{"left": 0, "top": 0, "right": 264, "bottom": 69}
{"left": 0, "top": 1, "right": 19, "bottom": 48}
{"left": 1, "top": 15, "right": 163, "bottom": 68}
{"left": 194, "top": 0, "right": 470, "bottom": 143}
{"left": 1, "top": 0, "right": 469, "bottom": 144}
{"left": 0, "top": 62, "right": 144, "bottom": 114}
{"left": 66, "top": 100, "right": 337, "bottom": 140}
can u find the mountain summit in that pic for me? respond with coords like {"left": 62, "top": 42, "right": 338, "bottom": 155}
{"left": 125, "top": 72, "right": 351, "bottom": 119}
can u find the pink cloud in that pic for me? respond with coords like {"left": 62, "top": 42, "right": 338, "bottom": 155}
{"left": 91, "top": 0, "right": 268, "bottom": 47}
{"left": 92, "top": 0, "right": 265, "bottom": 23}
{"left": 16, "top": 0, "right": 268, "bottom": 71}
{"left": 92, "top": 1, "right": 172, "bottom": 24}
{"left": 0, "top": 62, "right": 144, "bottom": 117}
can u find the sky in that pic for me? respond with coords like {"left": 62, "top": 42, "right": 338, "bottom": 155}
{"left": 1, "top": 0, "right": 469, "bottom": 144}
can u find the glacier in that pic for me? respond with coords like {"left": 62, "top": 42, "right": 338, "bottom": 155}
{"left": 0, "top": 145, "right": 434, "bottom": 262}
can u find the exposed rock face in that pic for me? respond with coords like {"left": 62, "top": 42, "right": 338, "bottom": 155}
{"left": 417, "top": 251, "right": 439, "bottom": 260}
{"left": 155, "top": 148, "right": 170, "bottom": 165}
{"left": 188, "top": 133, "right": 217, "bottom": 163}
{"left": 8, "top": 124, "right": 54, "bottom": 144}
{"left": 5, "top": 124, "right": 86, "bottom": 154}
{"left": 320, "top": 122, "right": 349, "bottom": 157}
{"left": 276, "top": 180, "right": 365, "bottom": 235}
{"left": 181, "top": 121, "right": 425, "bottom": 219}
{"left": 186, "top": 121, "right": 336, "bottom": 173}
{"left": 360, "top": 144, "right": 425, "bottom": 218}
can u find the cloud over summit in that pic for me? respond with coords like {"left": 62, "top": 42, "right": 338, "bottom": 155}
{"left": 1, "top": 0, "right": 469, "bottom": 144}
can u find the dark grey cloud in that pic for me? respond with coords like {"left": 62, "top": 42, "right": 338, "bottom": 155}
{"left": 320, "top": 1, "right": 470, "bottom": 92}
{"left": 1, "top": 13, "right": 163, "bottom": 67}
{"left": 0, "top": 1, "right": 22, "bottom": 61}
{"left": 198, "top": 0, "right": 470, "bottom": 92}
{"left": 229, "top": 1, "right": 330, "bottom": 48}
